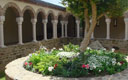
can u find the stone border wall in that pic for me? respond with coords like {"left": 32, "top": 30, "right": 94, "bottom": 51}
{"left": 5, "top": 55, "right": 128, "bottom": 80}
{"left": 1, "top": 38, "right": 128, "bottom": 73}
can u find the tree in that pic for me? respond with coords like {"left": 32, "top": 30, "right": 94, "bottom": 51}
{"left": 61, "top": 0, "right": 128, "bottom": 52}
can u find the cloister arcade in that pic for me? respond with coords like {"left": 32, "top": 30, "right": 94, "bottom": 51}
{"left": 0, "top": 1, "right": 128, "bottom": 48}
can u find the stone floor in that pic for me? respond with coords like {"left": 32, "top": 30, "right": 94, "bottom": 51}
{"left": 5, "top": 57, "right": 128, "bottom": 80}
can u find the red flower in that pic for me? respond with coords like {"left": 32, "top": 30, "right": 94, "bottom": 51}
{"left": 54, "top": 64, "right": 58, "bottom": 69}
{"left": 82, "top": 64, "right": 86, "bottom": 68}
{"left": 120, "top": 61, "right": 124, "bottom": 65}
{"left": 24, "top": 62, "right": 28, "bottom": 66}
{"left": 82, "top": 64, "right": 90, "bottom": 69}
{"left": 29, "top": 62, "right": 32, "bottom": 66}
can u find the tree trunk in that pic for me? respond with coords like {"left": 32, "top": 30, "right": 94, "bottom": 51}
{"left": 80, "top": 1, "right": 97, "bottom": 52}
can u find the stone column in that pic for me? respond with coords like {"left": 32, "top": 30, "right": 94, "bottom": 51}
{"left": 76, "top": 20, "right": 80, "bottom": 38}
{"left": 60, "top": 21, "right": 64, "bottom": 38}
{"left": 31, "top": 19, "right": 37, "bottom": 42}
{"left": 106, "top": 18, "right": 111, "bottom": 39}
{"left": 43, "top": 19, "right": 48, "bottom": 40}
{"left": 124, "top": 18, "right": 128, "bottom": 40}
{"left": 52, "top": 20, "right": 58, "bottom": 39}
{"left": 90, "top": 19, "right": 94, "bottom": 39}
{"left": 0, "top": 16, "right": 5, "bottom": 48}
{"left": 16, "top": 17, "right": 23, "bottom": 44}
{"left": 64, "top": 21, "right": 68, "bottom": 37}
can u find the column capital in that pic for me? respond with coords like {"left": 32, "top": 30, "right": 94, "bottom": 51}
{"left": 105, "top": 18, "right": 111, "bottom": 23}
{"left": 16, "top": 17, "right": 23, "bottom": 24}
{"left": 60, "top": 21, "right": 65, "bottom": 24}
{"left": 64, "top": 21, "right": 68, "bottom": 24}
{"left": 42, "top": 19, "right": 48, "bottom": 23}
{"left": 0, "top": 16, "right": 5, "bottom": 22}
{"left": 124, "top": 18, "right": 128, "bottom": 22}
{"left": 52, "top": 20, "right": 58, "bottom": 24}
{"left": 76, "top": 20, "right": 80, "bottom": 24}
{"left": 31, "top": 18, "right": 37, "bottom": 24}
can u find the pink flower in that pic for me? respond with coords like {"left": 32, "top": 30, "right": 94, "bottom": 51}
{"left": 24, "top": 62, "right": 28, "bottom": 66}
{"left": 82, "top": 64, "right": 86, "bottom": 68}
{"left": 85, "top": 64, "right": 90, "bottom": 69}
{"left": 29, "top": 62, "right": 32, "bottom": 66}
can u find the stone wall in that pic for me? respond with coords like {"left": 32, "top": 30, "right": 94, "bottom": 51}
{"left": 1, "top": 38, "right": 128, "bottom": 73}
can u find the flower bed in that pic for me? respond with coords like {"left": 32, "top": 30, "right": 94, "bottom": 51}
{"left": 24, "top": 43, "right": 128, "bottom": 77}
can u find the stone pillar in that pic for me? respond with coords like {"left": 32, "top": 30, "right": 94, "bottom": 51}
{"left": 124, "top": 18, "right": 128, "bottom": 40}
{"left": 60, "top": 21, "right": 64, "bottom": 38}
{"left": 43, "top": 19, "right": 48, "bottom": 40}
{"left": 16, "top": 17, "right": 23, "bottom": 44}
{"left": 31, "top": 19, "right": 37, "bottom": 42}
{"left": 0, "top": 16, "right": 5, "bottom": 48}
{"left": 106, "top": 18, "right": 111, "bottom": 39}
{"left": 52, "top": 20, "right": 58, "bottom": 39}
{"left": 76, "top": 20, "right": 80, "bottom": 38}
{"left": 64, "top": 21, "right": 68, "bottom": 37}
{"left": 90, "top": 19, "right": 94, "bottom": 39}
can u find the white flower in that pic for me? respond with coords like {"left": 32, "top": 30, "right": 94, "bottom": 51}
{"left": 111, "top": 48, "right": 115, "bottom": 52}
{"left": 28, "top": 54, "right": 32, "bottom": 57}
{"left": 99, "top": 70, "right": 101, "bottom": 72}
{"left": 53, "top": 47, "right": 56, "bottom": 50}
{"left": 57, "top": 52, "right": 77, "bottom": 58}
{"left": 87, "top": 47, "right": 91, "bottom": 50}
{"left": 59, "top": 48, "right": 63, "bottom": 51}
{"left": 117, "top": 62, "right": 121, "bottom": 66}
{"left": 125, "top": 56, "right": 128, "bottom": 62}
{"left": 103, "top": 48, "right": 106, "bottom": 51}
{"left": 48, "top": 66, "right": 54, "bottom": 72}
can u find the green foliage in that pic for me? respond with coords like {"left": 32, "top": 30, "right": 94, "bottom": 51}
{"left": 63, "top": 43, "right": 80, "bottom": 52}
{"left": 61, "top": 0, "right": 128, "bottom": 19}
{"left": 24, "top": 44, "right": 128, "bottom": 77}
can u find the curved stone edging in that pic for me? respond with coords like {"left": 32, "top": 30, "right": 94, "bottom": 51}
{"left": 5, "top": 56, "right": 128, "bottom": 80}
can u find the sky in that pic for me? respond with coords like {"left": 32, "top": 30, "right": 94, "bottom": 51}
{"left": 41, "top": 0, "right": 64, "bottom": 7}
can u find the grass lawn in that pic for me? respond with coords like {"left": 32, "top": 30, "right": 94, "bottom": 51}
{"left": 0, "top": 72, "right": 5, "bottom": 80}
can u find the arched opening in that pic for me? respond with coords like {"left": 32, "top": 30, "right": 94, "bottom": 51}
{"left": 110, "top": 17, "right": 125, "bottom": 39}
{"left": 47, "top": 13, "right": 54, "bottom": 39}
{"left": 67, "top": 15, "right": 76, "bottom": 37}
{"left": 36, "top": 12, "right": 44, "bottom": 41}
{"left": 22, "top": 10, "right": 33, "bottom": 43}
{"left": 4, "top": 7, "right": 19, "bottom": 45}
{"left": 57, "top": 15, "right": 62, "bottom": 38}
{"left": 94, "top": 16, "right": 106, "bottom": 38}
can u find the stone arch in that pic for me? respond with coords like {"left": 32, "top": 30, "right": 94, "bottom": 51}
{"left": 47, "top": 10, "right": 56, "bottom": 20}
{"left": 67, "top": 15, "right": 76, "bottom": 37}
{"left": 22, "top": 6, "right": 36, "bottom": 18}
{"left": 57, "top": 12, "right": 64, "bottom": 20}
{"left": 36, "top": 8, "right": 46, "bottom": 41}
{"left": 3, "top": 2, "right": 21, "bottom": 17}
{"left": 36, "top": 8, "right": 46, "bottom": 19}
{"left": 64, "top": 13, "right": 71, "bottom": 20}
{"left": 57, "top": 14, "right": 63, "bottom": 38}
{"left": 94, "top": 16, "right": 107, "bottom": 38}
{"left": 0, "top": 5, "right": 3, "bottom": 16}
{"left": 4, "top": 3, "right": 20, "bottom": 45}
{"left": 22, "top": 6, "right": 35, "bottom": 43}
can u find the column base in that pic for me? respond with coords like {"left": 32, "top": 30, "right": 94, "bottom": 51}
{"left": 33, "top": 40, "right": 37, "bottom": 42}
{"left": 0, "top": 45, "right": 6, "bottom": 48}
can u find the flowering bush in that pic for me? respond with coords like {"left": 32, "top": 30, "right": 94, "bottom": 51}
{"left": 24, "top": 43, "right": 128, "bottom": 77}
